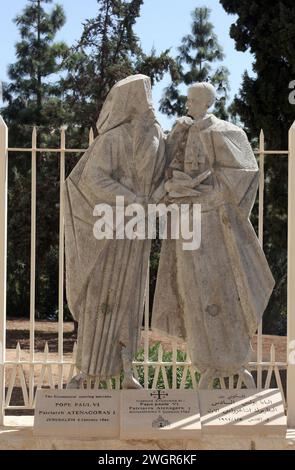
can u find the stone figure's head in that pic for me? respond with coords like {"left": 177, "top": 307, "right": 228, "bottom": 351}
{"left": 187, "top": 82, "right": 216, "bottom": 120}
{"left": 97, "top": 74, "right": 154, "bottom": 134}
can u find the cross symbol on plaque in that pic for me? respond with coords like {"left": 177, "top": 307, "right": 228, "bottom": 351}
{"left": 150, "top": 390, "right": 169, "bottom": 400}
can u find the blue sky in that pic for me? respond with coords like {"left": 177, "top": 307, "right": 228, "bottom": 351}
{"left": 0, "top": 0, "right": 254, "bottom": 129}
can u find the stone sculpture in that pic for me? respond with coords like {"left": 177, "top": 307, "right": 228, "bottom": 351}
{"left": 64, "top": 75, "right": 166, "bottom": 388}
{"left": 152, "top": 82, "right": 275, "bottom": 388}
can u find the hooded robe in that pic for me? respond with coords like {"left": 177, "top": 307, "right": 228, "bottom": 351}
{"left": 64, "top": 75, "right": 166, "bottom": 379}
{"left": 152, "top": 114, "right": 275, "bottom": 377}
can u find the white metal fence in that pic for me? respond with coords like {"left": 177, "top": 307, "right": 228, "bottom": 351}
{"left": 0, "top": 116, "right": 295, "bottom": 427}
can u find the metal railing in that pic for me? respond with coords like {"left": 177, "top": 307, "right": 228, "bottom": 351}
{"left": 0, "top": 117, "right": 294, "bottom": 427}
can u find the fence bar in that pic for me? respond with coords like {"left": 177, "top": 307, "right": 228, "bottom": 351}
{"left": 89, "top": 128, "right": 94, "bottom": 146}
{"left": 7, "top": 148, "right": 287, "bottom": 155}
{"left": 257, "top": 129, "right": 265, "bottom": 388}
{"left": 1, "top": 359, "right": 282, "bottom": 367}
{"left": 30, "top": 127, "right": 37, "bottom": 359}
{"left": 28, "top": 127, "right": 37, "bottom": 405}
{"left": 58, "top": 127, "right": 66, "bottom": 385}
{"left": 143, "top": 261, "right": 150, "bottom": 389}
{"left": 172, "top": 340, "right": 177, "bottom": 389}
{"left": 0, "top": 117, "right": 8, "bottom": 425}
{"left": 254, "top": 150, "right": 288, "bottom": 155}
{"left": 287, "top": 121, "right": 295, "bottom": 427}
{"left": 8, "top": 148, "right": 86, "bottom": 153}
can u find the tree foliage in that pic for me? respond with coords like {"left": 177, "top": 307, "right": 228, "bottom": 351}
{"left": 3, "top": 0, "right": 68, "bottom": 132}
{"left": 220, "top": 0, "right": 295, "bottom": 334}
{"left": 2, "top": 0, "right": 177, "bottom": 320}
{"left": 160, "top": 7, "right": 230, "bottom": 119}
{"left": 61, "top": 0, "right": 178, "bottom": 133}
{"left": 2, "top": 0, "right": 68, "bottom": 320}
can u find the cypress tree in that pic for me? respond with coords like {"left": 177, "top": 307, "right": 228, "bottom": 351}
{"left": 1, "top": 0, "right": 68, "bottom": 321}
{"left": 160, "top": 7, "right": 230, "bottom": 119}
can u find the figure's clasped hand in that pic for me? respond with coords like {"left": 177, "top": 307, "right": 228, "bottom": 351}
{"left": 165, "top": 169, "right": 212, "bottom": 199}
{"left": 175, "top": 116, "right": 194, "bottom": 128}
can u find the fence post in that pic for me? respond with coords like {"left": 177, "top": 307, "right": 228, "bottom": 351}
{"left": 288, "top": 121, "right": 295, "bottom": 427}
{"left": 257, "top": 129, "right": 265, "bottom": 389}
{"left": 0, "top": 116, "right": 8, "bottom": 426}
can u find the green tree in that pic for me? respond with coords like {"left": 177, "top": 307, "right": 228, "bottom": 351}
{"left": 3, "top": 0, "right": 68, "bottom": 133}
{"left": 61, "top": 0, "right": 178, "bottom": 135}
{"left": 60, "top": 1, "right": 178, "bottom": 320}
{"left": 1, "top": 0, "right": 68, "bottom": 320}
{"left": 220, "top": 0, "right": 295, "bottom": 334}
{"left": 160, "top": 7, "right": 230, "bottom": 119}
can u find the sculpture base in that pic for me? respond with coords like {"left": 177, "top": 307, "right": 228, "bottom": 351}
{"left": 34, "top": 389, "right": 120, "bottom": 438}
{"left": 120, "top": 389, "right": 201, "bottom": 439}
{"left": 18, "top": 388, "right": 289, "bottom": 443}
{"left": 199, "top": 389, "right": 286, "bottom": 436}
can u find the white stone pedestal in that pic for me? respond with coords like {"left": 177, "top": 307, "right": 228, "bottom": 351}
{"left": 120, "top": 389, "right": 201, "bottom": 439}
{"left": 199, "top": 389, "right": 286, "bottom": 436}
{"left": 34, "top": 389, "right": 120, "bottom": 438}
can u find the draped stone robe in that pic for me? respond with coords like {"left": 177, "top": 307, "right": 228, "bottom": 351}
{"left": 64, "top": 76, "right": 166, "bottom": 379}
{"left": 152, "top": 115, "right": 275, "bottom": 377}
